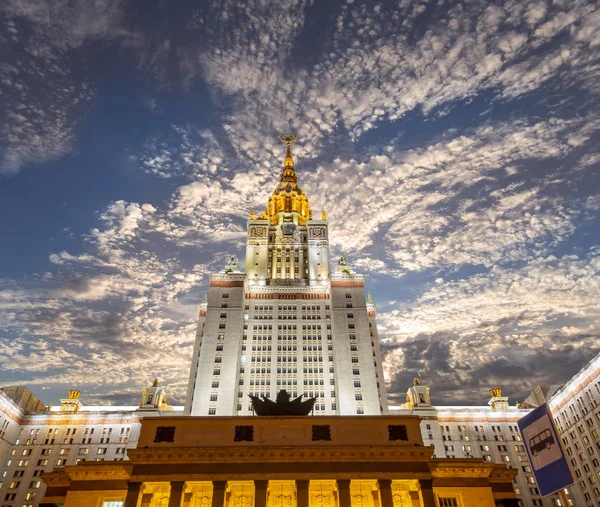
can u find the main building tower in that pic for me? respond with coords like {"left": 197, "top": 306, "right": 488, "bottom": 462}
{"left": 185, "top": 135, "right": 388, "bottom": 416}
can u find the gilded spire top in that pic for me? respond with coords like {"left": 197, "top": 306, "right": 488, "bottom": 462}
{"left": 280, "top": 133, "right": 297, "bottom": 146}
{"left": 263, "top": 134, "right": 311, "bottom": 225}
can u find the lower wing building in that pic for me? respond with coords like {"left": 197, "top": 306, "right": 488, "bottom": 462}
{"left": 0, "top": 352, "right": 596, "bottom": 507}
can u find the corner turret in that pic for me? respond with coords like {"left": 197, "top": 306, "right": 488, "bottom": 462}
{"left": 139, "top": 378, "right": 172, "bottom": 412}
{"left": 59, "top": 390, "right": 82, "bottom": 413}
{"left": 404, "top": 377, "right": 434, "bottom": 411}
{"left": 488, "top": 388, "right": 509, "bottom": 411}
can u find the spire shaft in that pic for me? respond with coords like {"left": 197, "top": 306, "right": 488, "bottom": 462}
{"left": 280, "top": 134, "right": 297, "bottom": 183}
{"left": 285, "top": 143, "right": 293, "bottom": 168}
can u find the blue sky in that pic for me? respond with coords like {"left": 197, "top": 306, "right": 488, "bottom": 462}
{"left": 1, "top": 0, "right": 599, "bottom": 407}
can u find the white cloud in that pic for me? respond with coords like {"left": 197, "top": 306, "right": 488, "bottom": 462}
{"left": 309, "top": 117, "right": 599, "bottom": 272}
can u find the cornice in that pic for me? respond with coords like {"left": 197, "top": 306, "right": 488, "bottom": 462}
{"left": 65, "top": 464, "right": 133, "bottom": 482}
{"left": 428, "top": 459, "right": 498, "bottom": 479}
{"left": 549, "top": 364, "right": 600, "bottom": 412}
{"left": 245, "top": 283, "right": 331, "bottom": 294}
{"left": 488, "top": 467, "right": 519, "bottom": 481}
{"left": 430, "top": 467, "right": 491, "bottom": 479}
{"left": 127, "top": 445, "right": 434, "bottom": 465}
{"left": 21, "top": 413, "right": 142, "bottom": 425}
{"left": 210, "top": 273, "right": 246, "bottom": 280}
{"left": 42, "top": 469, "right": 71, "bottom": 487}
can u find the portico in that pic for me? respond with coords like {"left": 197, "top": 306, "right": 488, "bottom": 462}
{"left": 41, "top": 415, "right": 518, "bottom": 507}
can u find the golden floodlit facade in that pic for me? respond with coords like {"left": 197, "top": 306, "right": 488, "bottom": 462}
{"left": 41, "top": 414, "right": 519, "bottom": 507}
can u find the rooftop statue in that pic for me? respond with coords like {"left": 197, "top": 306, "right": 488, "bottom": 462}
{"left": 249, "top": 389, "right": 317, "bottom": 416}
{"left": 337, "top": 254, "right": 353, "bottom": 274}
{"left": 224, "top": 255, "right": 239, "bottom": 273}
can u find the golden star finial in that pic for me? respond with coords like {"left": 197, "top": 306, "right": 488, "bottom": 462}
{"left": 280, "top": 133, "right": 297, "bottom": 145}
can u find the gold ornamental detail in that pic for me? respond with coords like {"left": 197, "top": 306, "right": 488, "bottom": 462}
{"left": 263, "top": 135, "right": 312, "bottom": 225}
{"left": 68, "top": 390, "right": 81, "bottom": 399}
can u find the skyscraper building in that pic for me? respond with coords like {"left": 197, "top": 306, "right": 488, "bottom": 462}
{"left": 185, "top": 135, "right": 388, "bottom": 417}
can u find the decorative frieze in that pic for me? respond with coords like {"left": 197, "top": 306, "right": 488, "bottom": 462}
{"left": 126, "top": 445, "right": 434, "bottom": 464}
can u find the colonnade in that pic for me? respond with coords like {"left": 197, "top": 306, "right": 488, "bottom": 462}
{"left": 123, "top": 479, "right": 437, "bottom": 507}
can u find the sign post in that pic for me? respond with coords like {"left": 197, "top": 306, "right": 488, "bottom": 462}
{"left": 518, "top": 403, "right": 574, "bottom": 497}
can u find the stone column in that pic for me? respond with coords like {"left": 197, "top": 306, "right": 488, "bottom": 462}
{"left": 254, "top": 480, "right": 269, "bottom": 507}
{"left": 296, "top": 480, "right": 309, "bottom": 507}
{"left": 123, "top": 482, "right": 142, "bottom": 507}
{"left": 418, "top": 480, "right": 436, "bottom": 507}
{"left": 337, "top": 480, "right": 351, "bottom": 507}
{"left": 169, "top": 481, "right": 186, "bottom": 507}
{"left": 377, "top": 480, "right": 393, "bottom": 507}
{"left": 371, "top": 490, "right": 381, "bottom": 507}
{"left": 212, "top": 481, "right": 227, "bottom": 507}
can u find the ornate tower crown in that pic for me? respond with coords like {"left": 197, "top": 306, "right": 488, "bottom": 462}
{"left": 262, "top": 134, "right": 312, "bottom": 225}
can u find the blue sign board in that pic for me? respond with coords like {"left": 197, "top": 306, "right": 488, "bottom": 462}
{"left": 518, "top": 403, "right": 574, "bottom": 497}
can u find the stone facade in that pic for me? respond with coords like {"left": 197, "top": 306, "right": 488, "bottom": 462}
{"left": 0, "top": 352, "right": 597, "bottom": 506}
{"left": 390, "top": 384, "right": 550, "bottom": 507}
{"left": 388, "top": 357, "right": 600, "bottom": 507}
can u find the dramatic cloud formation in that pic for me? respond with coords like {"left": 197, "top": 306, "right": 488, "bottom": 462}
{"left": 379, "top": 251, "right": 600, "bottom": 404}
{"left": 0, "top": 0, "right": 599, "bottom": 406}
{"left": 0, "top": 0, "right": 138, "bottom": 174}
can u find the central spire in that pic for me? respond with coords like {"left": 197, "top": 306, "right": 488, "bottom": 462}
{"left": 256, "top": 134, "right": 311, "bottom": 225}
{"left": 280, "top": 133, "right": 298, "bottom": 183}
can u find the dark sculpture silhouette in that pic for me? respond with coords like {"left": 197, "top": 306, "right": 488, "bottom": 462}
{"left": 249, "top": 390, "right": 317, "bottom": 416}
